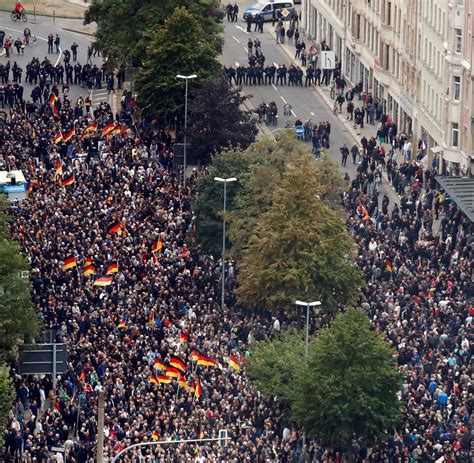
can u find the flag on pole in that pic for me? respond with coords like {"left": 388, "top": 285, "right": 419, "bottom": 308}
{"left": 165, "top": 367, "right": 180, "bottom": 378}
{"left": 53, "top": 132, "right": 63, "bottom": 145}
{"left": 105, "top": 261, "right": 119, "bottom": 275}
{"left": 227, "top": 354, "right": 241, "bottom": 372}
{"left": 158, "top": 375, "right": 172, "bottom": 384}
{"left": 108, "top": 221, "right": 121, "bottom": 234}
{"left": 102, "top": 122, "right": 115, "bottom": 137}
{"left": 151, "top": 431, "right": 159, "bottom": 441}
{"left": 149, "top": 375, "right": 159, "bottom": 385}
{"left": 60, "top": 175, "right": 75, "bottom": 187}
{"left": 169, "top": 357, "right": 186, "bottom": 372}
{"left": 63, "top": 256, "right": 77, "bottom": 271}
{"left": 83, "top": 265, "right": 95, "bottom": 277}
{"left": 93, "top": 276, "right": 114, "bottom": 286}
{"left": 53, "top": 162, "right": 63, "bottom": 181}
{"left": 117, "top": 319, "right": 126, "bottom": 329}
{"left": 180, "top": 332, "right": 188, "bottom": 344}
{"left": 63, "top": 128, "right": 76, "bottom": 142}
{"left": 195, "top": 380, "right": 202, "bottom": 399}
{"left": 178, "top": 374, "right": 188, "bottom": 389}
{"left": 197, "top": 355, "right": 217, "bottom": 367}
{"left": 386, "top": 259, "right": 392, "bottom": 272}
{"left": 191, "top": 350, "right": 202, "bottom": 362}
{"left": 154, "top": 358, "right": 166, "bottom": 371}
{"left": 48, "top": 93, "right": 58, "bottom": 105}
{"left": 152, "top": 238, "right": 163, "bottom": 253}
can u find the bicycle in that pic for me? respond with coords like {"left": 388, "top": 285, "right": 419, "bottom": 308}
{"left": 11, "top": 11, "right": 27, "bottom": 22}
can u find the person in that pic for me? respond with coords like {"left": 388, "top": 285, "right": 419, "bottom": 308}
{"left": 71, "top": 41, "right": 78, "bottom": 61}
{"left": 350, "top": 143, "right": 359, "bottom": 164}
{"left": 232, "top": 3, "right": 238, "bottom": 22}
{"left": 246, "top": 13, "right": 252, "bottom": 32}
{"left": 54, "top": 33, "right": 60, "bottom": 54}
{"left": 14, "top": 1, "right": 24, "bottom": 18}
{"left": 23, "top": 27, "right": 31, "bottom": 45}
{"left": 340, "top": 144, "right": 349, "bottom": 166}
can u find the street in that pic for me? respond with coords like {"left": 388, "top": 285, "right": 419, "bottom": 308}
{"left": 0, "top": 11, "right": 104, "bottom": 106}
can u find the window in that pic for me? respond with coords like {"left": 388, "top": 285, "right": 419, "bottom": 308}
{"left": 456, "top": 0, "right": 464, "bottom": 6}
{"left": 455, "top": 28, "right": 462, "bottom": 53}
{"left": 452, "top": 123, "right": 459, "bottom": 147}
{"left": 453, "top": 76, "right": 461, "bottom": 101}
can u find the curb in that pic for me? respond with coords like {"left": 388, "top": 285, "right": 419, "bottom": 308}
{"left": 0, "top": 7, "right": 84, "bottom": 20}
{"left": 62, "top": 27, "right": 95, "bottom": 37}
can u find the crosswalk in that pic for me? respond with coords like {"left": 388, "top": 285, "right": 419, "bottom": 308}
{"left": 90, "top": 88, "right": 110, "bottom": 107}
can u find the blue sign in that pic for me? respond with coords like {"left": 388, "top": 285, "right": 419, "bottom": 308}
{"left": 2, "top": 184, "right": 27, "bottom": 193}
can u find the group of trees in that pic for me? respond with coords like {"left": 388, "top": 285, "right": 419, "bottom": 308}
{"left": 194, "top": 136, "right": 402, "bottom": 453}
{"left": 194, "top": 133, "right": 359, "bottom": 313}
{"left": 0, "top": 195, "right": 41, "bottom": 439}
{"left": 85, "top": 0, "right": 257, "bottom": 163}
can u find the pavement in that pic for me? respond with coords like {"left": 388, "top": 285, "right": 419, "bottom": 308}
{"left": 0, "top": 11, "right": 108, "bottom": 107}
{"left": 222, "top": 2, "right": 401, "bottom": 206}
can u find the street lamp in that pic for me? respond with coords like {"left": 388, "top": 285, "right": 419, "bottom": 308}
{"left": 214, "top": 177, "right": 238, "bottom": 311}
{"left": 176, "top": 74, "right": 197, "bottom": 186}
{"left": 295, "top": 300, "right": 322, "bottom": 358}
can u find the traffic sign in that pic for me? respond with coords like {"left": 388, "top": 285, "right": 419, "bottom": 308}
{"left": 321, "top": 51, "right": 336, "bottom": 70}
{"left": 281, "top": 8, "right": 290, "bottom": 18}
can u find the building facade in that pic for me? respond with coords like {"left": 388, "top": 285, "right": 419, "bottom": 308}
{"left": 301, "top": 0, "right": 473, "bottom": 176}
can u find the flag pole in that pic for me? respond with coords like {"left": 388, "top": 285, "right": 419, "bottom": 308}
{"left": 175, "top": 383, "right": 180, "bottom": 402}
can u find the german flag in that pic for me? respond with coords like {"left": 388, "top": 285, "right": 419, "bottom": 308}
{"left": 60, "top": 175, "right": 75, "bottom": 187}
{"left": 26, "top": 183, "right": 33, "bottom": 197}
{"left": 108, "top": 221, "right": 121, "bottom": 234}
{"left": 180, "top": 332, "right": 188, "bottom": 344}
{"left": 53, "top": 162, "right": 63, "bottom": 181}
{"left": 191, "top": 350, "right": 202, "bottom": 362}
{"left": 198, "top": 428, "right": 204, "bottom": 439}
{"left": 149, "top": 375, "right": 159, "bottom": 385}
{"left": 93, "top": 275, "right": 114, "bottom": 286}
{"left": 63, "top": 256, "right": 77, "bottom": 271}
{"left": 386, "top": 259, "right": 392, "bottom": 272}
{"left": 197, "top": 355, "right": 217, "bottom": 367}
{"left": 178, "top": 374, "right": 188, "bottom": 389}
{"left": 52, "top": 105, "right": 59, "bottom": 117}
{"left": 85, "top": 257, "right": 93, "bottom": 266}
{"left": 165, "top": 366, "right": 180, "bottom": 378}
{"left": 195, "top": 380, "right": 202, "bottom": 400}
{"left": 80, "top": 130, "right": 89, "bottom": 141}
{"left": 63, "top": 128, "right": 76, "bottom": 143}
{"left": 169, "top": 357, "right": 186, "bottom": 372}
{"left": 48, "top": 93, "right": 58, "bottom": 105}
{"left": 110, "top": 124, "right": 122, "bottom": 135}
{"left": 158, "top": 375, "right": 172, "bottom": 384}
{"left": 105, "top": 261, "right": 119, "bottom": 275}
{"left": 102, "top": 122, "right": 115, "bottom": 137}
{"left": 152, "top": 238, "right": 163, "bottom": 253}
{"left": 151, "top": 431, "right": 159, "bottom": 441}
{"left": 53, "top": 132, "right": 63, "bottom": 145}
{"left": 154, "top": 358, "right": 166, "bottom": 371}
{"left": 86, "top": 122, "right": 98, "bottom": 132}
{"left": 83, "top": 265, "right": 95, "bottom": 277}
{"left": 117, "top": 319, "right": 126, "bottom": 329}
{"left": 228, "top": 354, "right": 240, "bottom": 372}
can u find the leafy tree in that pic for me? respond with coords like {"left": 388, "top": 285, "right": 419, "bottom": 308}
{"left": 0, "top": 364, "right": 15, "bottom": 444}
{"left": 193, "top": 134, "right": 304, "bottom": 257}
{"left": 0, "top": 364, "right": 13, "bottom": 444}
{"left": 84, "top": 0, "right": 223, "bottom": 67}
{"left": 246, "top": 329, "right": 305, "bottom": 405}
{"left": 292, "top": 309, "right": 403, "bottom": 450}
{"left": 187, "top": 73, "right": 258, "bottom": 165}
{"left": 135, "top": 7, "right": 221, "bottom": 119}
{"left": 0, "top": 195, "right": 41, "bottom": 358}
{"left": 236, "top": 154, "right": 361, "bottom": 313}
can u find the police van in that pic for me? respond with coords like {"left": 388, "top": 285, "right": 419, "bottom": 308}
{"left": 243, "top": 1, "right": 295, "bottom": 21}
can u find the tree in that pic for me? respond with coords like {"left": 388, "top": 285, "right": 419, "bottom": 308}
{"left": 135, "top": 7, "right": 221, "bottom": 119}
{"left": 193, "top": 134, "right": 304, "bottom": 257}
{"left": 246, "top": 329, "right": 305, "bottom": 405}
{"left": 84, "top": 0, "right": 223, "bottom": 67}
{"left": 0, "top": 195, "right": 41, "bottom": 358}
{"left": 0, "top": 364, "right": 13, "bottom": 444}
{"left": 292, "top": 309, "right": 403, "bottom": 450}
{"left": 237, "top": 154, "right": 361, "bottom": 313}
{"left": 187, "top": 73, "right": 258, "bottom": 165}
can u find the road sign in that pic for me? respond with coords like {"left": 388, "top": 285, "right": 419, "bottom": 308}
{"left": 51, "top": 447, "right": 65, "bottom": 453}
{"left": 19, "top": 343, "right": 67, "bottom": 379}
{"left": 281, "top": 8, "right": 290, "bottom": 18}
{"left": 321, "top": 51, "right": 336, "bottom": 70}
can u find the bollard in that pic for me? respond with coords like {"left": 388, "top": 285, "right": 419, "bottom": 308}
{"left": 53, "top": 10, "right": 55, "bottom": 24}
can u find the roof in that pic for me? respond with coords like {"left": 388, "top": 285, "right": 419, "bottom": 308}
{"left": 436, "top": 176, "right": 474, "bottom": 222}
{"left": 0, "top": 170, "right": 26, "bottom": 185}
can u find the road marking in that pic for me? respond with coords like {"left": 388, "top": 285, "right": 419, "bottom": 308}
{"left": 280, "top": 96, "right": 287, "bottom": 104}
{"left": 272, "top": 83, "right": 278, "bottom": 91}
{"left": 235, "top": 25, "right": 250, "bottom": 34}
{"left": 1, "top": 25, "right": 62, "bottom": 66}
{"left": 310, "top": 112, "right": 315, "bottom": 116}
{"left": 94, "top": 96, "right": 108, "bottom": 101}
{"left": 94, "top": 91, "right": 108, "bottom": 96}
{"left": 243, "top": 47, "right": 248, "bottom": 53}
{"left": 235, "top": 61, "right": 240, "bottom": 67}
{"left": 232, "top": 36, "right": 241, "bottom": 43}
{"left": 291, "top": 109, "right": 297, "bottom": 117}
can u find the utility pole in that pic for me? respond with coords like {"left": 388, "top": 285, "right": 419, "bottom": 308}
{"left": 97, "top": 390, "right": 105, "bottom": 463}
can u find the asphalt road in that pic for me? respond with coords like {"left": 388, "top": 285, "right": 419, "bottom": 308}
{"left": 222, "top": 11, "right": 400, "bottom": 205}
{"left": 0, "top": 11, "right": 105, "bottom": 106}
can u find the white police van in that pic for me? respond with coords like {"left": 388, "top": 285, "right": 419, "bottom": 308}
{"left": 243, "top": 1, "right": 295, "bottom": 21}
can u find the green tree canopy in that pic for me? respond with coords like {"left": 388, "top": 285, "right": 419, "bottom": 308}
{"left": 187, "top": 73, "right": 257, "bottom": 165}
{"left": 0, "top": 195, "right": 41, "bottom": 358}
{"left": 236, "top": 154, "right": 361, "bottom": 313}
{"left": 136, "top": 7, "right": 221, "bottom": 119}
{"left": 85, "top": 0, "right": 223, "bottom": 67}
{"left": 0, "top": 364, "right": 13, "bottom": 444}
{"left": 246, "top": 329, "right": 305, "bottom": 405}
{"left": 292, "top": 309, "right": 403, "bottom": 449}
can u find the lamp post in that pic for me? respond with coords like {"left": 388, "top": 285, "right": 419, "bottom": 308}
{"left": 295, "top": 300, "right": 322, "bottom": 358}
{"left": 176, "top": 74, "right": 197, "bottom": 186}
{"left": 214, "top": 177, "right": 237, "bottom": 311}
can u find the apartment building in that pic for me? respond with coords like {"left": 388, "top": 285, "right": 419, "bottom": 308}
{"left": 301, "top": 0, "right": 473, "bottom": 176}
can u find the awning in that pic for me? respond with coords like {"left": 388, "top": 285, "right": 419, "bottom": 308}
{"left": 436, "top": 176, "right": 474, "bottom": 222}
